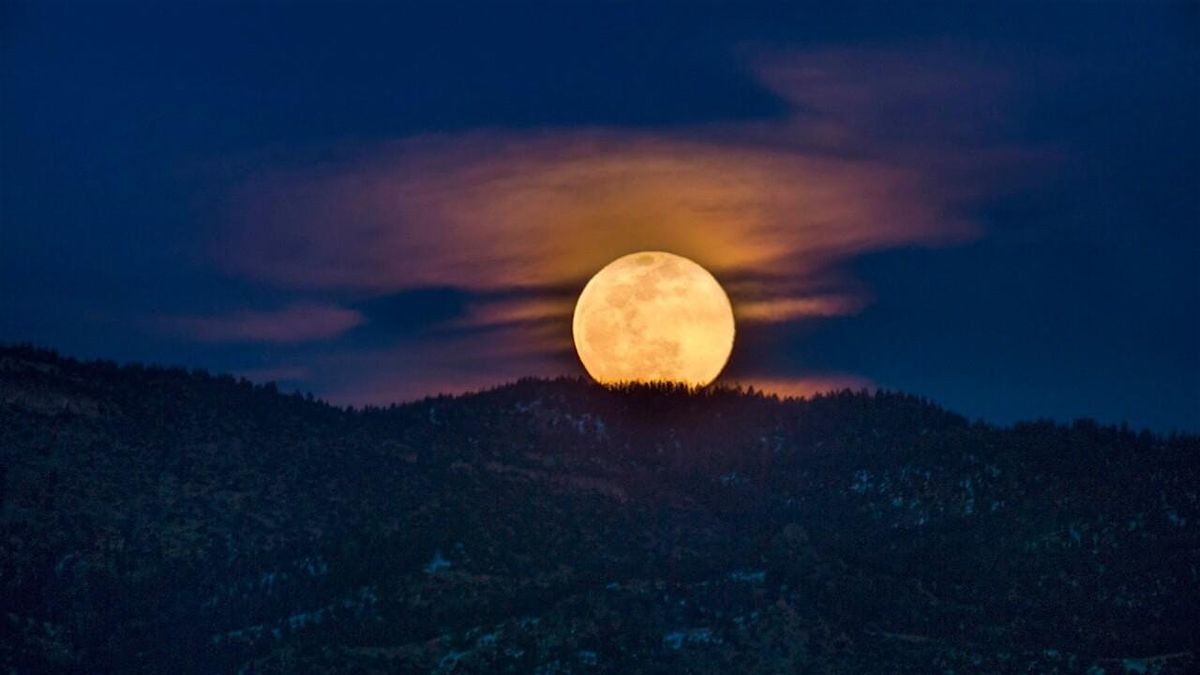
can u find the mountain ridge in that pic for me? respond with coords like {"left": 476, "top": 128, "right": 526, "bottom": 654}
{"left": 1, "top": 344, "right": 1197, "bottom": 673}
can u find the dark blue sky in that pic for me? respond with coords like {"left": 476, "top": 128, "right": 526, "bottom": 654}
{"left": 2, "top": 2, "right": 1197, "bottom": 430}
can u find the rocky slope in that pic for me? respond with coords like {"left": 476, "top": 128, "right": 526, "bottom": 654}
{"left": 1, "top": 345, "right": 1197, "bottom": 673}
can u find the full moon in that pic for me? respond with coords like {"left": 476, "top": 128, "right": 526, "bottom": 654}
{"left": 572, "top": 251, "right": 735, "bottom": 387}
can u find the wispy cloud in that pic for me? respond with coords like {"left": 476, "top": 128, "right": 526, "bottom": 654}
{"left": 736, "top": 295, "right": 870, "bottom": 323}
{"left": 732, "top": 374, "right": 877, "bottom": 399}
{"left": 212, "top": 48, "right": 1027, "bottom": 401}
{"left": 227, "top": 131, "right": 978, "bottom": 299}
{"left": 166, "top": 303, "right": 365, "bottom": 344}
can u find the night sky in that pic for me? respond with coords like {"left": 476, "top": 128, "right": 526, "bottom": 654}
{"left": 2, "top": 2, "right": 1197, "bottom": 430}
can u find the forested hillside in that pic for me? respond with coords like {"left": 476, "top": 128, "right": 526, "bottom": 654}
{"left": 2, "top": 345, "right": 1197, "bottom": 673}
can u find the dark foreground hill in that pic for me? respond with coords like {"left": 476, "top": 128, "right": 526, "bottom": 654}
{"left": 1, "top": 346, "right": 1197, "bottom": 674}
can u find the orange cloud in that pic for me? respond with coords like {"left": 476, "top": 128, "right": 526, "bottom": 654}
{"left": 731, "top": 374, "right": 876, "bottom": 399}
{"left": 229, "top": 131, "right": 976, "bottom": 299}
{"left": 735, "top": 294, "right": 869, "bottom": 322}
{"left": 212, "top": 48, "right": 1024, "bottom": 400}
{"left": 452, "top": 296, "right": 576, "bottom": 331}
